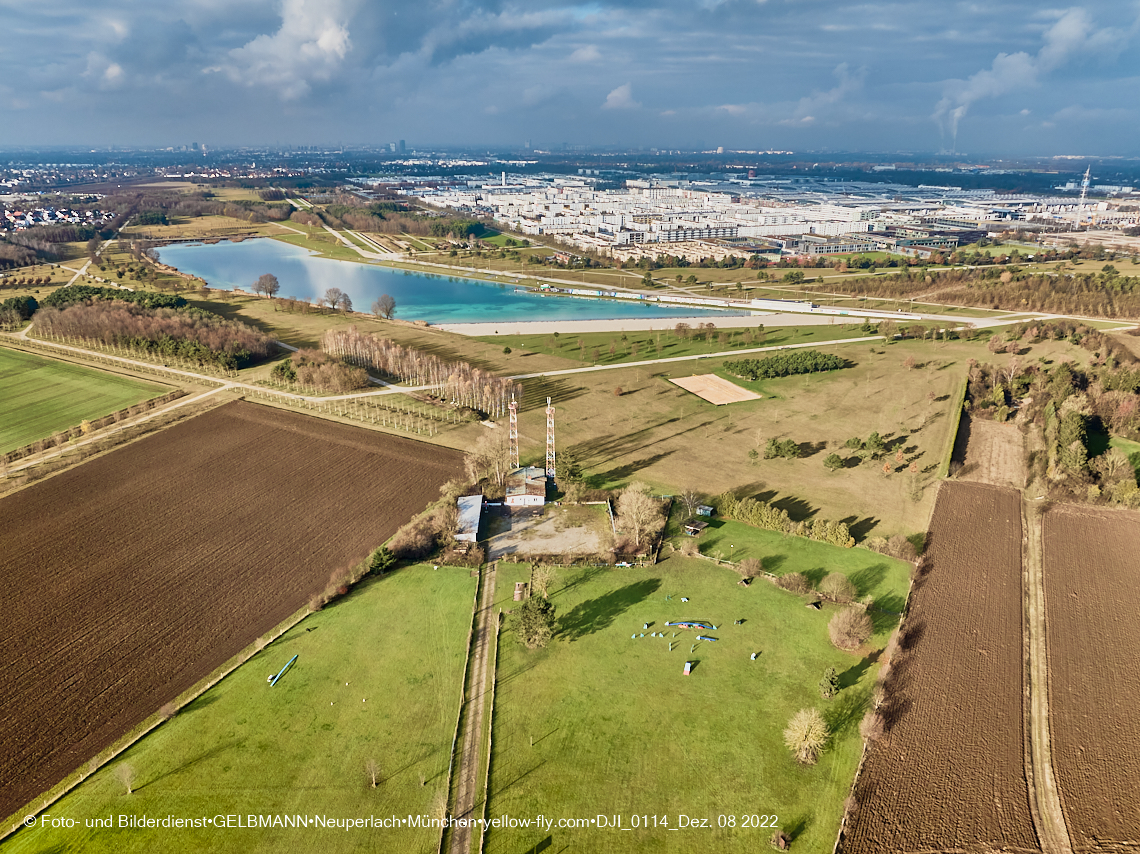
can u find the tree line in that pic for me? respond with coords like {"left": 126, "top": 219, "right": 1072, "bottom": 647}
{"left": 722, "top": 350, "right": 845, "bottom": 381}
{"left": 808, "top": 263, "right": 1140, "bottom": 319}
{"left": 321, "top": 327, "right": 520, "bottom": 417}
{"left": 717, "top": 491, "right": 855, "bottom": 547}
{"left": 33, "top": 300, "right": 272, "bottom": 370}
{"left": 42, "top": 284, "right": 187, "bottom": 310}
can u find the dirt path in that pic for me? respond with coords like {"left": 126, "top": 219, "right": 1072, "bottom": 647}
{"left": 447, "top": 561, "right": 498, "bottom": 854}
{"left": 1022, "top": 497, "right": 1074, "bottom": 854}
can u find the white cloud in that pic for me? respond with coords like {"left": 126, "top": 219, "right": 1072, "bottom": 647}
{"left": 792, "top": 62, "right": 865, "bottom": 121}
{"left": 206, "top": 0, "right": 352, "bottom": 100}
{"left": 83, "top": 52, "right": 125, "bottom": 89}
{"left": 603, "top": 82, "right": 638, "bottom": 109}
{"left": 570, "top": 44, "right": 600, "bottom": 62}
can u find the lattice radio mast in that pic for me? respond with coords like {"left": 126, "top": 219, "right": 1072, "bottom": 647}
{"left": 545, "top": 396, "right": 556, "bottom": 478}
{"left": 508, "top": 395, "right": 519, "bottom": 471}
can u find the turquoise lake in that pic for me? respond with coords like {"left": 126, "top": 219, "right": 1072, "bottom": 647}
{"left": 159, "top": 239, "right": 746, "bottom": 325}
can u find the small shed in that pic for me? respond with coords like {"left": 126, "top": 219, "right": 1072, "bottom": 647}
{"left": 683, "top": 661, "right": 693, "bottom": 676}
{"left": 683, "top": 519, "right": 709, "bottom": 537}
{"left": 696, "top": 505, "right": 715, "bottom": 517}
{"left": 514, "top": 582, "right": 529, "bottom": 601}
{"left": 456, "top": 495, "right": 483, "bottom": 544}
{"left": 505, "top": 466, "right": 548, "bottom": 508}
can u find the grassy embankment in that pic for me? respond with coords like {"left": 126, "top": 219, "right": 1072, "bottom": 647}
{"left": 0, "top": 346, "right": 168, "bottom": 453}
{"left": 485, "top": 552, "right": 909, "bottom": 854}
{"left": 3, "top": 565, "right": 476, "bottom": 854}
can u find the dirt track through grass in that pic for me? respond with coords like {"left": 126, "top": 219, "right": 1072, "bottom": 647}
{"left": 447, "top": 561, "right": 498, "bottom": 854}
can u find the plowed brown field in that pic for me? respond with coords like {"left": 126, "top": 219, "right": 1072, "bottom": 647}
{"left": 1044, "top": 505, "right": 1140, "bottom": 851}
{"left": 841, "top": 482, "right": 1039, "bottom": 854}
{"left": 0, "top": 400, "right": 462, "bottom": 819}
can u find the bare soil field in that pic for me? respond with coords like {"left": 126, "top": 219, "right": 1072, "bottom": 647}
{"left": 953, "top": 413, "right": 1027, "bottom": 488}
{"left": 1043, "top": 504, "right": 1140, "bottom": 851}
{"left": 668, "top": 373, "right": 761, "bottom": 405}
{"left": 841, "top": 482, "right": 1039, "bottom": 854}
{"left": 0, "top": 400, "right": 462, "bottom": 819}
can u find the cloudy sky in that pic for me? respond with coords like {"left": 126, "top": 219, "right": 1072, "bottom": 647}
{"left": 1, "top": 0, "right": 1138, "bottom": 155}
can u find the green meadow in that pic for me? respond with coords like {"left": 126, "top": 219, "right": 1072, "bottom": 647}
{"left": 0, "top": 346, "right": 167, "bottom": 453}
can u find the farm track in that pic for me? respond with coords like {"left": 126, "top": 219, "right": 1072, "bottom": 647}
{"left": 447, "top": 562, "right": 498, "bottom": 854}
{"left": 1042, "top": 506, "right": 1140, "bottom": 851}
{"left": 0, "top": 400, "right": 463, "bottom": 820}
{"left": 1023, "top": 498, "right": 1074, "bottom": 854}
{"left": 841, "top": 482, "right": 1040, "bottom": 853}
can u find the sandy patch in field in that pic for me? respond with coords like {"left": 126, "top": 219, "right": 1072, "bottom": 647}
{"left": 669, "top": 374, "right": 761, "bottom": 405}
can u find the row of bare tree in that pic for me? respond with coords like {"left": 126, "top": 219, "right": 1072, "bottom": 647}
{"left": 322, "top": 327, "right": 519, "bottom": 417}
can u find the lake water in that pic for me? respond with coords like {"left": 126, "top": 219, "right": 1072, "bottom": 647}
{"left": 159, "top": 239, "right": 746, "bottom": 325}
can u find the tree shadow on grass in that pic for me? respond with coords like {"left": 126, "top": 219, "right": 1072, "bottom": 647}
{"left": 840, "top": 515, "right": 880, "bottom": 541}
{"left": 763, "top": 554, "right": 786, "bottom": 574}
{"left": 823, "top": 687, "right": 870, "bottom": 739}
{"left": 558, "top": 578, "right": 662, "bottom": 641}
{"left": 772, "top": 494, "right": 818, "bottom": 522}
{"left": 847, "top": 563, "right": 887, "bottom": 598}
{"left": 801, "top": 566, "right": 827, "bottom": 588}
{"left": 493, "top": 759, "right": 548, "bottom": 798}
{"left": 140, "top": 739, "right": 244, "bottom": 790}
{"left": 783, "top": 813, "right": 811, "bottom": 842}
{"left": 838, "top": 650, "right": 881, "bottom": 690}
{"left": 868, "top": 593, "right": 907, "bottom": 634}
{"left": 596, "top": 450, "right": 675, "bottom": 486}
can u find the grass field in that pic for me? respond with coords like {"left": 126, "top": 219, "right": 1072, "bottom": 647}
{"left": 0, "top": 346, "right": 167, "bottom": 453}
{"left": 679, "top": 519, "right": 910, "bottom": 614}
{"left": 478, "top": 323, "right": 876, "bottom": 367}
{"left": 1109, "top": 436, "right": 1140, "bottom": 479}
{"left": 485, "top": 554, "right": 906, "bottom": 854}
{"left": 3, "top": 565, "right": 476, "bottom": 854}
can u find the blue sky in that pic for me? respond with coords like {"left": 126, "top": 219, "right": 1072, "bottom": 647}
{"left": 1, "top": 0, "right": 1138, "bottom": 155}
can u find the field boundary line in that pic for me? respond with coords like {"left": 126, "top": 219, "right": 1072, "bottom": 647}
{"left": 1022, "top": 497, "right": 1074, "bottom": 854}
{"left": 1, "top": 601, "right": 315, "bottom": 842}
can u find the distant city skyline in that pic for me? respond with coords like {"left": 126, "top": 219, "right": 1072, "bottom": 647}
{"left": 1, "top": 1, "right": 1138, "bottom": 156}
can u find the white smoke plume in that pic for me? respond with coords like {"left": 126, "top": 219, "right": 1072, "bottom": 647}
{"left": 932, "top": 8, "right": 1127, "bottom": 149}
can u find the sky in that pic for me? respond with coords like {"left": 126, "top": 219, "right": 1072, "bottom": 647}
{"left": 1, "top": 0, "right": 1139, "bottom": 156}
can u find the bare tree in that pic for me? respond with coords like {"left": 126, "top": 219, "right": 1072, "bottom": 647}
{"left": 679, "top": 488, "right": 701, "bottom": 518}
{"left": 464, "top": 429, "right": 513, "bottom": 489}
{"left": 323, "top": 287, "right": 345, "bottom": 311}
{"left": 783, "top": 708, "right": 828, "bottom": 765}
{"left": 617, "top": 482, "right": 664, "bottom": 549}
{"left": 254, "top": 273, "right": 280, "bottom": 298}
{"left": 366, "top": 758, "right": 381, "bottom": 788}
{"left": 115, "top": 763, "right": 135, "bottom": 795}
{"left": 819, "top": 572, "right": 856, "bottom": 603}
{"left": 372, "top": 293, "right": 396, "bottom": 319}
{"left": 829, "top": 607, "right": 873, "bottom": 651}
{"left": 737, "top": 557, "right": 763, "bottom": 578}
{"left": 338, "top": 293, "right": 353, "bottom": 314}
{"left": 530, "top": 564, "right": 557, "bottom": 598}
